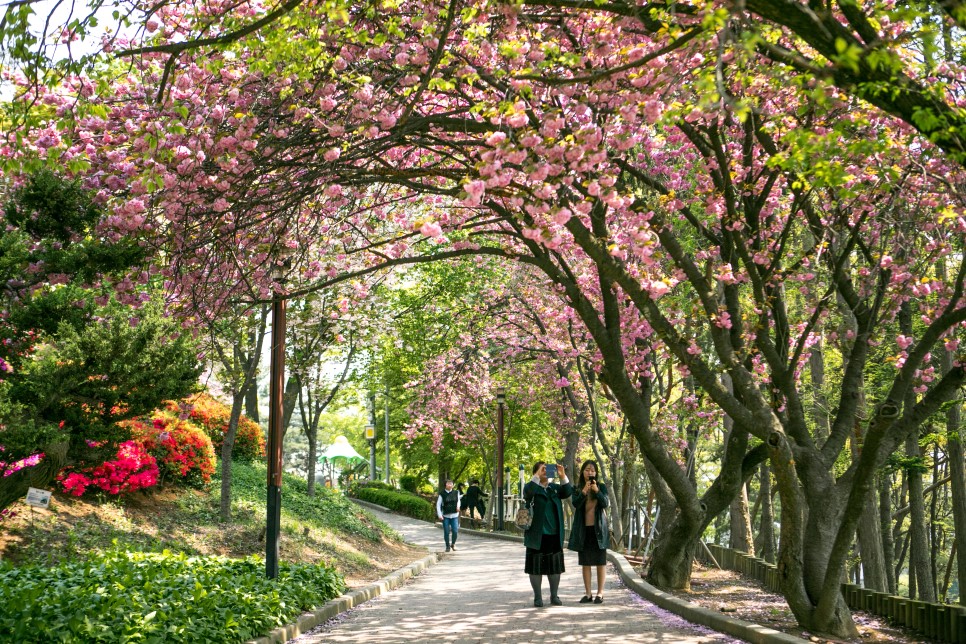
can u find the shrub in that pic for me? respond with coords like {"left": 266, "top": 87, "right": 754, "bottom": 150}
{"left": 166, "top": 393, "right": 265, "bottom": 461}
{"left": 399, "top": 474, "right": 420, "bottom": 493}
{"left": 124, "top": 413, "right": 216, "bottom": 488}
{"left": 0, "top": 549, "right": 346, "bottom": 643}
{"left": 56, "top": 440, "right": 159, "bottom": 496}
{"left": 351, "top": 486, "right": 435, "bottom": 522}
{"left": 349, "top": 480, "right": 394, "bottom": 493}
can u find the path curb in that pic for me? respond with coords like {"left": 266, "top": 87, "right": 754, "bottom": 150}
{"left": 457, "top": 524, "right": 807, "bottom": 643}
{"left": 245, "top": 547, "right": 438, "bottom": 644}
{"left": 608, "top": 551, "right": 807, "bottom": 643}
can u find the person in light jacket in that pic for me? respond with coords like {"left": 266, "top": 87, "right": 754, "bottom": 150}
{"left": 567, "top": 459, "right": 609, "bottom": 604}
{"left": 523, "top": 460, "right": 573, "bottom": 607}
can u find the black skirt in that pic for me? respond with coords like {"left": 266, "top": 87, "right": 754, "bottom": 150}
{"left": 577, "top": 525, "right": 607, "bottom": 566}
{"left": 525, "top": 533, "right": 565, "bottom": 575}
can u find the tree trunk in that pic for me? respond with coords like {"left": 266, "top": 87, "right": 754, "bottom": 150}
{"left": 730, "top": 483, "right": 754, "bottom": 555}
{"left": 722, "top": 372, "right": 754, "bottom": 555}
{"left": 281, "top": 374, "right": 299, "bottom": 439}
{"left": 245, "top": 383, "right": 260, "bottom": 424}
{"left": 879, "top": 473, "right": 897, "bottom": 594}
{"left": 219, "top": 390, "right": 245, "bottom": 522}
{"left": 648, "top": 517, "right": 699, "bottom": 588}
{"left": 906, "top": 431, "right": 936, "bottom": 601}
{"left": 809, "top": 338, "right": 831, "bottom": 442}
{"left": 946, "top": 374, "right": 966, "bottom": 604}
{"left": 306, "top": 425, "right": 318, "bottom": 497}
{"left": 759, "top": 462, "right": 776, "bottom": 563}
{"left": 642, "top": 456, "right": 687, "bottom": 584}
{"left": 856, "top": 491, "right": 887, "bottom": 590}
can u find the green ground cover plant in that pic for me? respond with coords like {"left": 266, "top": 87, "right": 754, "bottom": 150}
{"left": 0, "top": 549, "right": 345, "bottom": 643}
{"left": 0, "top": 460, "right": 415, "bottom": 642}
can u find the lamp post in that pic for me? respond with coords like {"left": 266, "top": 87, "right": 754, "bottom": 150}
{"left": 384, "top": 382, "right": 390, "bottom": 484}
{"left": 265, "top": 269, "right": 287, "bottom": 579}
{"left": 367, "top": 392, "right": 377, "bottom": 479}
{"left": 519, "top": 463, "right": 525, "bottom": 498}
{"left": 365, "top": 423, "right": 376, "bottom": 478}
{"left": 496, "top": 387, "right": 505, "bottom": 531}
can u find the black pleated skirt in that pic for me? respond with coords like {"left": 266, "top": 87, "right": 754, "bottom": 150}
{"left": 578, "top": 525, "right": 607, "bottom": 566}
{"left": 525, "top": 533, "right": 565, "bottom": 575}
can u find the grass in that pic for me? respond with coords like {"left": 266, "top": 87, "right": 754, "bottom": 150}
{"left": 1, "top": 460, "right": 413, "bottom": 575}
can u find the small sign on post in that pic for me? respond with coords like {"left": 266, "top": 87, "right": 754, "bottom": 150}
{"left": 25, "top": 487, "right": 52, "bottom": 509}
{"left": 364, "top": 424, "right": 375, "bottom": 441}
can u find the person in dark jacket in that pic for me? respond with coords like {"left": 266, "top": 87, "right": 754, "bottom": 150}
{"left": 462, "top": 479, "right": 487, "bottom": 520}
{"left": 567, "top": 459, "right": 610, "bottom": 604}
{"left": 523, "top": 460, "right": 573, "bottom": 607}
{"left": 436, "top": 479, "right": 461, "bottom": 552}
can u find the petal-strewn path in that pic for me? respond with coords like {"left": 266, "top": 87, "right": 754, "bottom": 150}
{"left": 293, "top": 505, "right": 743, "bottom": 644}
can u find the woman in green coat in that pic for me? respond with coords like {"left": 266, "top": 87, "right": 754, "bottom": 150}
{"left": 567, "top": 459, "right": 609, "bottom": 604}
{"left": 523, "top": 460, "right": 573, "bottom": 607}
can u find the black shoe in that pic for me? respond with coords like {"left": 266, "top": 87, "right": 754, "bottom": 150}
{"left": 550, "top": 596, "right": 563, "bottom": 606}
{"left": 533, "top": 598, "right": 543, "bottom": 607}
{"left": 579, "top": 595, "right": 593, "bottom": 603}
{"left": 445, "top": 547, "right": 451, "bottom": 552}
{"left": 450, "top": 545, "right": 457, "bottom": 551}
{"left": 594, "top": 596, "right": 603, "bottom": 604}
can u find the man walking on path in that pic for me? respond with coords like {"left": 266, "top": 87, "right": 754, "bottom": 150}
{"left": 436, "top": 478, "right": 461, "bottom": 551}
{"left": 462, "top": 479, "right": 487, "bottom": 521}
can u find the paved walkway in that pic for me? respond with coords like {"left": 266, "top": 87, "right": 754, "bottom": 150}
{"left": 293, "top": 507, "right": 743, "bottom": 644}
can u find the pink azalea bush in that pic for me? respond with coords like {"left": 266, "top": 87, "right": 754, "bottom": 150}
{"left": 57, "top": 441, "right": 159, "bottom": 496}
{"left": 123, "top": 414, "right": 216, "bottom": 488}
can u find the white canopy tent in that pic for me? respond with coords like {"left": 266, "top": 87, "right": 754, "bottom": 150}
{"left": 317, "top": 436, "right": 365, "bottom": 487}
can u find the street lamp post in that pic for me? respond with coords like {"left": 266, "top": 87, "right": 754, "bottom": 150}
{"left": 496, "top": 387, "right": 505, "bottom": 531}
{"left": 384, "top": 382, "right": 390, "bottom": 485}
{"left": 367, "top": 392, "right": 376, "bottom": 479}
{"left": 365, "top": 423, "right": 376, "bottom": 479}
{"left": 266, "top": 283, "right": 287, "bottom": 579}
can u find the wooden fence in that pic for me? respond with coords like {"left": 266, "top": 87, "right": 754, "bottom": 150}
{"left": 699, "top": 543, "right": 966, "bottom": 643}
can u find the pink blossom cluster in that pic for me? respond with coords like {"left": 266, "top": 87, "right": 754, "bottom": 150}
{"left": 57, "top": 441, "right": 159, "bottom": 496}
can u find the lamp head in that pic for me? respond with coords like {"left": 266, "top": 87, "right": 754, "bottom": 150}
{"left": 496, "top": 386, "right": 506, "bottom": 405}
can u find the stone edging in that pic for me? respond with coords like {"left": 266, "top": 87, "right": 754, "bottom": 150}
{"left": 608, "top": 552, "right": 807, "bottom": 644}
{"left": 245, "top": 510, "right": 439, "bottom": 644}
{"left": 456, "top": 525, "right": 807, "bottom": 644}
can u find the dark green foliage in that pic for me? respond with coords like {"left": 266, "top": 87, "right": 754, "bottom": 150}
{"left": 0, "top": 171, "right": 201, "bottom": 509}
{"left": 356, "top": 480, "right": 394, "bottom": 491}
{"left": 1, "top": 170, "right": 146, "bottom": 286}
{"left": 351, "top": 486, "right": 436, "bottom": 522}
{"left": 399, "top": 474, "right": 421, "bottom": 493}
{"left": 0, "top": 549, "right": 346, "bottom": 643}
{"left": 3, "top": 304, "right": 202, "bottom": 464}
{"left": 4, "top": 170, "right": 99, "bottom": 243}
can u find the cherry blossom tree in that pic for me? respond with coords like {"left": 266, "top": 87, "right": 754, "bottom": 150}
{"left": 6, "top": 0, "right": 966, "bottom": 637}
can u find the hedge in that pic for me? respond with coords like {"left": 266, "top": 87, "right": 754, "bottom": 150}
{"left": 352, "top": 486, "right": 436, "bottom": 522}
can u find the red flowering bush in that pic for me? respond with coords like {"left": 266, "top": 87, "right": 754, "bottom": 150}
{"left": 123, "top": 413, "right": 216, "bottom": 488}
{"left": 164, "top": 393, "right": 265, "bottom": 462}
{"left": 57, "top": 441, "right": 159, "bottom": 496}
